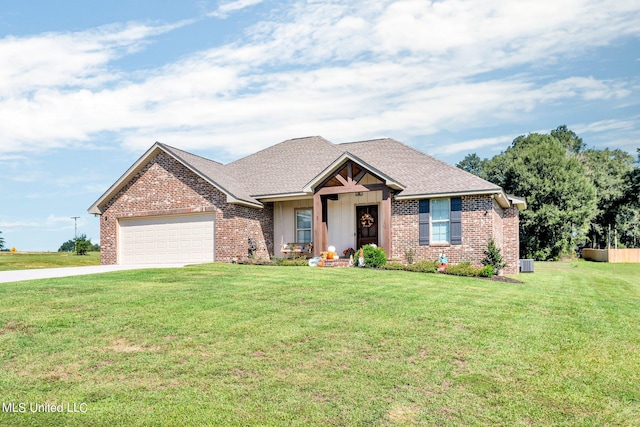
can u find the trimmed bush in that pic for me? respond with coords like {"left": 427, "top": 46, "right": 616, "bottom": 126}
{"left": 275, "top": 257, "right": 309, "bottom": 266}
{"left": 406, "top": 259, "right": 438, "bottom": 273}
{"left": 479, "top": 265, "right": 494, "bottom": 277}
{"left": 381, "top": 262, "right": 406, "bottom": 271}
{"left": 362, "top": 245, "right": 387, "bottom": 268}
{"left": 446, "top": 262, "right": 495, "bottom": 277}
{"left": 381, "top": 259, "right": 437, "bottom": 273}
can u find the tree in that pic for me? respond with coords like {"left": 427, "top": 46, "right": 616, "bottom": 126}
{"left": 456, "top": 153, "right": 487, "bottom": 178}
{"left": 581, "top": 148, "right": 635, "bottom": 248}
{"left": 59, "top": 239, "right": 75, "bottom": 252}
{"left": 0, "top": 231, "right": 5, "bottom": 251}
{"left": 461, "top": 126, "right": 637, "bottom": 256}
{"left": 481, "top": 132, "right": 597, "bottom": 260}
{"left": 59, "top": 236, "right": 100, "bottom": 253}
{"left": 482, "top": 238, "right": 506, "bottom": 274}
{"left": 616, "top": 148, "right": 640, "bottom": 247}
{"left": 74, "top": 234, "right": 93, "bottom": 256}
{"left": 63, "top": 234, "right": 98, "bottom": 255}
{"left": 551, "top": 124, "right": 586, "bottom": 154}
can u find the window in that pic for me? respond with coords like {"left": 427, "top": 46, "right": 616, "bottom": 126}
{"left": 431, "top": 199, "right": 450, "bottom": 243}
{"left": 419, "top": 198, "right": 462, "bottom": 245}
{"left": 295, "top": 209, "right": 312, "bottom": 243}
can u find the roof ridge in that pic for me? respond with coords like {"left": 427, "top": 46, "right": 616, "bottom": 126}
{"left": 227, "top": 135, "right": 335, "bottom": 166}
{"left": 338, "top": 137, "right": 392, "bottom": 145}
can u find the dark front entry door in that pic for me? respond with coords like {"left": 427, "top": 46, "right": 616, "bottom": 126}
{"left": 356, "top": 205, "right": 378, "bottom": 249}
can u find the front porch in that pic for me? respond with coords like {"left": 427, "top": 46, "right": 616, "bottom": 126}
{"left": 273, "top": 160, "right": 395, "bottom": 259}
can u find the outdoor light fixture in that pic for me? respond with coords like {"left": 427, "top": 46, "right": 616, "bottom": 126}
{"left": 355, "top": 192, "right": 363, "bottom": 197}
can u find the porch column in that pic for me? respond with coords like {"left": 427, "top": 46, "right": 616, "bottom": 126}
{"left": 313, "top": 193, "right": 328, "bottom": 256}
{"left": 382, "top": 188, "right": 392, "bottom": 259}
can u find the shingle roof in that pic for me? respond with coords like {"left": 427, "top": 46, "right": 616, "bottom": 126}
{"left": 89, "top": 136, "right": 508, "bottom": 214}
{"left": 159, "top": 143, "right": 260, "bottom": 206}
{"left": 338, "top": 138, "right": 502, "bottom": 198}
{"left": 226, "top": 136, "right": 344, "bottom": 197}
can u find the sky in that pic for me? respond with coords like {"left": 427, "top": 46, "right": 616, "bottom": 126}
{"left": 1, "top": 0, "right": 639, "bottom": 251}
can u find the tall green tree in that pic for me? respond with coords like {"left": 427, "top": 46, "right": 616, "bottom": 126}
{"left": 551, "top": 124, "right": 586, "bottom": 154}
{"left": 0, "top": 230, "right": 5, "bottom": 251}
{"left": 616, "top": 148, "right": 640, "bottom": 247}
{"left": 59, "top": 239, "right": 75, "bottom": 252}
{"left": 482, "top": 132, "right": 597, "bottom": 260}
{"left": 581, "top": 148, "right": 635, "bottom": 248}
{"left": 456, "top": 153, "right": 487, "bottom": 178}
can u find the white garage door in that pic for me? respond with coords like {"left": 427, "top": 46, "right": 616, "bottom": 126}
{"left": 119, "top": 214, "right": 215, "bottom": 265}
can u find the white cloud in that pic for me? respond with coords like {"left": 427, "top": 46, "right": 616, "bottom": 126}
{"left": 0, "top": 21, "right": 189, "bottom": 97}
{"left": 573, "top": 118, "right": 637, "bottom": 134}
{"left": 0, "top": 0, "right": 638, "bottom": 158}
{"left": 437, "top": 135, "right": 516, "bottom": 156}
{"left": 209, "top": 0, "right": 265, "bottom": 18}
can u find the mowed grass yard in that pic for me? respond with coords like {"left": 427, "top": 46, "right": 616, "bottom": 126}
{"left": 0, "top": 261, "right": 638, "bottom": 426}
{"left": 0, "top": 252, "right": 100, "bottom": 270}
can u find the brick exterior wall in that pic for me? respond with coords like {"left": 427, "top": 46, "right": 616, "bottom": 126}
{"left": 98, "top": 151, "right": 273, "bottom": 264}
{"left": 391, "top": 194, "right": 520, "bottom": 274}
{"left": 502, "top": 206, "right": 520, "bottom": 274}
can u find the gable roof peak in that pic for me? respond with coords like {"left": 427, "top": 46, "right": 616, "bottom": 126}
{"left": 155, "top": 142, "right": 224, "bottom": 166}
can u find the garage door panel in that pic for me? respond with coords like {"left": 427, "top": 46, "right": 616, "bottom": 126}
{"left": 119, "top": 214, "right": 215, "bottom": 265}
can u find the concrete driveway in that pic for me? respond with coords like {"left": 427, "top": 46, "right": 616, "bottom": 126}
{"left": 0, "top": 264, "right": 188, "bottom": 284}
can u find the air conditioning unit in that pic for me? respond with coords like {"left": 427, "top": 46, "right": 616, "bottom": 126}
{"left": 519, "top": 259, "right": 534, "bottom": 273}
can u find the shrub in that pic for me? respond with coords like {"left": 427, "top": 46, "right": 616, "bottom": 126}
{"left": 362, "top": 245, "right": 387, "bottom": 268}
{"left": 381, "top": 260, "right": 437, "bottom": 273}
{"left": 481, "top": 238, "right": 506, "bottom": 274}
{"left": 381, "top": 262, "right": 406, "bottom": 271}
{"left": 404, "top": 248, "right": 416, "bottom": 265}
{"left": 479, "top": 265, "right": 494, "bottom": 277}
{"left": 238, "top": 258, "right": 276, "bottom": 266}
{"left": 275, "top": 257, "right": 309, "bottom": 266}
{"left": 406, "top": 259, "right": 438, "bottom": 273}
{"left": 447, "top": 262, "right": 483, "bottom": 277}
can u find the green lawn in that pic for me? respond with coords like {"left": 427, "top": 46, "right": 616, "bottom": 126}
{"left": 0, "top": 261, "right": 638, "bottom": 426}
{"left": 0, "top": 252, "right": 100, "bottom": 271}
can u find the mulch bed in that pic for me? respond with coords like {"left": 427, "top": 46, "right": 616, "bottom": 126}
{"left": 484, "top": 275, "right": 525, "bottom": 284}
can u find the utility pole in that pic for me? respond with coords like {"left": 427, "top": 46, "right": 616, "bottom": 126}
{"left": 71, "top": 216, "right": 80, "bottom": 253}
{"left": 71, "top": 217, "right": 80, "bottom": 238}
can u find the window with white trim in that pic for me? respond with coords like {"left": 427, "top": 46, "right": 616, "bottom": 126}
{"left": 419, "top": 197, "right": 462, "bottom": 246}
{"left": 430, "top": 199, "right": 450, "bottom": 243}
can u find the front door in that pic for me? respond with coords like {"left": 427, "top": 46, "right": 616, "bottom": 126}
{"left": 356, "top": 205, "right": 378, "bottom": 249}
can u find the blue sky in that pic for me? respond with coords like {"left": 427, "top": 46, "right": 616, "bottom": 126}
{"left": 1, "top": 0, "right": 639, "bottom": 251}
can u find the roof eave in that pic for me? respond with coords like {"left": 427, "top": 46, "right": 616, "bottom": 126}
{"left": 507, "top": 194, "right": 527, "bottom": 210}
{"left": 395, "top": 189, "right": 521, "bottom": 209}
{"left": 394, "top": 188, "right": 500, "bottom": 200}
{"left": 254, "top": 192, "right": 312, "bottom": 202}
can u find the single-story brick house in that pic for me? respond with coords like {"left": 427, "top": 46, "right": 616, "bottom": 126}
{"left": 88, "top": 136, "right": 526, "bottom": 273}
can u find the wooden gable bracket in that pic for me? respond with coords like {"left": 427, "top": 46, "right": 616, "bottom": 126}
{"left": 315, "top": 160, "right": 387, "bottom": 196}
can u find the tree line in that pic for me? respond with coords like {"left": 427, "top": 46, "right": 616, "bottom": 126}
{"left": 457, "top": 125, "right": 640, "bottom": 260}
